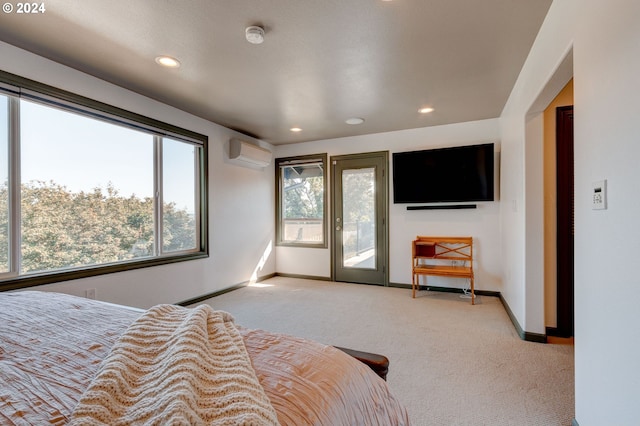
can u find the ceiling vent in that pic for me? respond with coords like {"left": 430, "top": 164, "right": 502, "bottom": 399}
{"left": 229, "top": 138, "right": 272, "bottom": 167}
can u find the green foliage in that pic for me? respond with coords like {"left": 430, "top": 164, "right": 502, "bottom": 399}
{"left": 0, "top": 180, "right": 195, "bottom": 274}
{"left": 283, "top": 176, "right": 323, "bottom": 219}
{"left": 342, "top": 170, "right": 374, "bottom": 223}
{"left": 163, "top": 202, "right": 196, "bottom": 252}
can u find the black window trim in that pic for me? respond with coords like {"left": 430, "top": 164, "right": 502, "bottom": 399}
{"left": 0, "top": 69, "right": 209, "bottom": 292}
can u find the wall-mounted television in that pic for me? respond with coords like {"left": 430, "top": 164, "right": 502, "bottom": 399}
{"left": 392, "top": 143, "right": 494, "bottom": 204}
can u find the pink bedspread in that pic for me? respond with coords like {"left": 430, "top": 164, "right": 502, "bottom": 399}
{"left": 0, "top": 291, "right": 409, "bottom": 425}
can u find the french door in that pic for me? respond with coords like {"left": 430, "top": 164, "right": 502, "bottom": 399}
{"left": 331, "top": 152, "right": 388, "bottom": 286}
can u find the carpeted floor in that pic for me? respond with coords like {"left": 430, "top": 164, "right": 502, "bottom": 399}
{"left": 192, "top": 276, "right": 574, "bottom": 425}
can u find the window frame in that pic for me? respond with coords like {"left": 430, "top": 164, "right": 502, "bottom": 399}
{"left": 275, "top": 153, "right": 328, "bottom": 248}
{"left": 0, "top": 70, "right": 208, "bottom": 291}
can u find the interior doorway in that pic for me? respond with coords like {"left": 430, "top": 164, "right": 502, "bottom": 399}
{"left": 553, "top": 105, "right": 574, "bottom": 337}
{"left": 331, "top": 152, "right": 388, "bottom": 286}
{"left": 542, "top": 77, "right": 574, "bottom": 338}
{"left": 541, "top": 78, "right": 574, "bottom": 341}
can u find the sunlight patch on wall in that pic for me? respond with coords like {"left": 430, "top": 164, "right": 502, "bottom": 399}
{"left": 249, "top": 240, "right": 273, "bottom": 285}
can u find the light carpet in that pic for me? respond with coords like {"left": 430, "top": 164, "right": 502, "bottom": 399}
{"left": 192, "top": 277, "right": 574, "bottom": 426}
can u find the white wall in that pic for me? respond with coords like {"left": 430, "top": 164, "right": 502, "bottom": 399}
{"left": 501, "top": 0, "right": 640, "bottom": 423}
{"left": 275, "top": 119, "right": 503, "bottom": 291}
{"left": 499, "top": 0, "right": 575, "bottom": 335}
{"left": 0, "top": 41, "right": 276, "bottom": 308}
{"left": 573, "top": 1, "right": 640, "bottom": 424}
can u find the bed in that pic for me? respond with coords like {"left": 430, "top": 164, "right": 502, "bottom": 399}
{"left": 0, "top": 291, "right": 409, "bottom": 425}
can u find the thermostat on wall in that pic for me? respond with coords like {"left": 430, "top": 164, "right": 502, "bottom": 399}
{"left": 592, "top": 180, "right": 607, "bottom": 210}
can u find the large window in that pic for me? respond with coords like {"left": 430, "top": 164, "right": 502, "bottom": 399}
{"left": 0, "top": 71, "right": 207, "bottom": 290}
{"left": 276, "top": 154, "right": 327, "bottom": 247}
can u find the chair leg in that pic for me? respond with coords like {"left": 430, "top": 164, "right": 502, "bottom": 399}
{"left": 471, "top": 276, "right": 475, "bottom": 305}
{"left": 412, "top": 273, "right": 416, "bottom": 298}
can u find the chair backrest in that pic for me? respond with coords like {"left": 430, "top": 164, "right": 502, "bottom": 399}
{"left": 413, "top": 236, "right": 473, "bottom": 262}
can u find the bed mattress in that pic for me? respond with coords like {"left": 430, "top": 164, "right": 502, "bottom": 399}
{"left": 0, "top": 291, "right": 409, "bottom": 425}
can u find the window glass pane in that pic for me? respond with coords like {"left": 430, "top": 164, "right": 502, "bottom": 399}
{"left": 341, "top": 168, "right": 376, "bottom": 269}
{"left": 281, "top": 162, "right": 324, "bottom": 244}
{"left": 20, "top": 99, "right": 154, "bottom": 274}
{"left": 0, "top": 96, "right": 8, "bottom": 273}
{"left": 162, "top": 138, "right": 197, "bottom": 252}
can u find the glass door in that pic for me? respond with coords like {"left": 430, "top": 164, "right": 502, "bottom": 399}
{"left": 332, "top": 152, "right": 388, "bottom": 285}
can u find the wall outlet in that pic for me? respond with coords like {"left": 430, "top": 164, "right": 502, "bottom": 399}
{"left": 85, "top": 288, "right": 96, "bottom": 299}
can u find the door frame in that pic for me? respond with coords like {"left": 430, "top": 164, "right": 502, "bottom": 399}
{"left": 330, "top": 151, "right": 389, "bottom": 286}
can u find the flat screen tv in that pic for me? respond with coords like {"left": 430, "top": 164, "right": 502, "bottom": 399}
{"left": 392, "top": 143, "right": 494, "bottom": 204}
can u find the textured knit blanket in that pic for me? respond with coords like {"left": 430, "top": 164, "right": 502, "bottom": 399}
{"left": 69, "top": 304, "right": 280, "bottom": 426}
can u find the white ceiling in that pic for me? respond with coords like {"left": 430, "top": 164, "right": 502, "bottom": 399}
{"left": 0, "top": 0, "right": 552, "bottom": 145}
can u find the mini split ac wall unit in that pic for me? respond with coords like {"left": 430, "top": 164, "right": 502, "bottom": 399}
{"left": 229, "top": 138, "right": 272, "bottom": 167}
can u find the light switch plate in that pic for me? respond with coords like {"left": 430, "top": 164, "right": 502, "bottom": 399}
{"left": 592, "top": 180, "right": 607, "bottom": 210}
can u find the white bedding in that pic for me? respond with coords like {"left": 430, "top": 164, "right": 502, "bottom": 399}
{"left": 70, "top": 304, "right": 279, "bottom": 425}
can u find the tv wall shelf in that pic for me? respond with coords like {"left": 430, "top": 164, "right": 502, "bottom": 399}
{"left": 406, "top": 204, "right": 477, "bottom": 210}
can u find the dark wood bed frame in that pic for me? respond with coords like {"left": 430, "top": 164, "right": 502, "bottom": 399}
{"left": 335, "top": 346, "right": 389, "bottom": 381}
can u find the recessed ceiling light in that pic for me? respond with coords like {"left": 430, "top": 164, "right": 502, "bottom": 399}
{"left": 419, "top": 107, "right": 434, "bottom": 114}
{"left": 290, "top": 127, "right": 302, "bottom": 132}
{"left": 345, "top": 117, "right": 365, "bottom": 125}
{"left": 155, "top": 56, "right": 181, "bottom": 68}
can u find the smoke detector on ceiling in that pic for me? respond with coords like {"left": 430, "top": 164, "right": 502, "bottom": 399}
{"left": 245, "top": 26, "right": 265, "bottom": 44}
